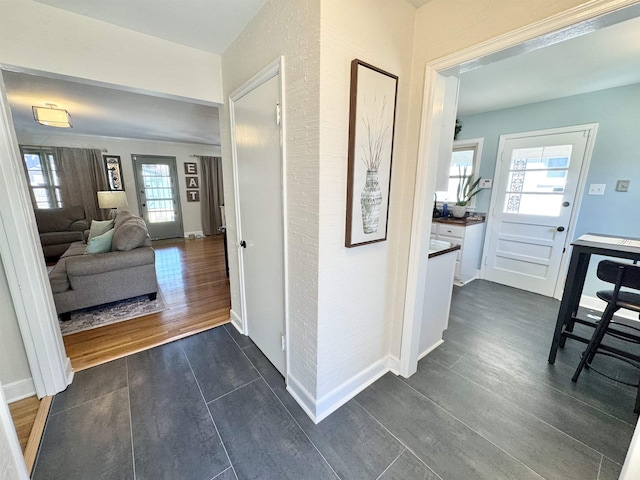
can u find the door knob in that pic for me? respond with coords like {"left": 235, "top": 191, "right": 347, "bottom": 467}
{"left": 557, "top": 226, "right": 565, "bottom": 232}
{"left": 239, "top": 240, "right": 247, "bottom": 248}
{"left": 562, "top": 201, "right": 570, "bottom": 207}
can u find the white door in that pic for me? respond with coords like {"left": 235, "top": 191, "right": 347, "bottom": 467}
{"left": 483, "top": 126, "right": 594, "bottom": 296}
{"left": 233, "top": 73, "right": 286, "bottom": 375}
{"left": 133, "top": 155, "right": 184, "bottom": 240}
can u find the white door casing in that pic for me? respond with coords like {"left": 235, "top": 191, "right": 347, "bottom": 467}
{"left": 230, "top": 58, "right": 288, "bottom": 376}
{"left": 482, "top": 125, "right": 597, "bottom": 297}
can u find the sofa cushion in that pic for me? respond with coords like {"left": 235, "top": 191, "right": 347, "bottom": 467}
{"left": 88, "top": 219, "right": 114, "bottom": 240}
{"left": 48, "top": 259, "right": 70, "bottom": 293}
{"left": 112, "top": 217, "right": 148, "bottom": 251}
{"left": 61, "top": 241, "right": 88, "bottom": 258}
{"left": 113, "top": 211, "right": 135, "bottom": 230}
{"left": 85, "top": 228, "right": 115, "bottom": 254}
{"left": 39, "top": 231, "right": 83, "bottom": 246}
{"left": 34, "top": 206, "right": 86, "bottom": 233}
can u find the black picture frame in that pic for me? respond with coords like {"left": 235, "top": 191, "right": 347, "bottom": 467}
{"left": 104, "top": 155, "right": 124, "bottom": 191}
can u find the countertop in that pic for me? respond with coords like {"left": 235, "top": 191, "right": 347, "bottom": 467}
{"left": 428, "top": 239, "right": 461, "bottom": 259}
{"left": 433, "top": 214, "right": 486, "bottom": 226}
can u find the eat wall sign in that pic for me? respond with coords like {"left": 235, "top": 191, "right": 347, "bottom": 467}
{"left": 184, "top": 162, "right": 200, "bottom": 202}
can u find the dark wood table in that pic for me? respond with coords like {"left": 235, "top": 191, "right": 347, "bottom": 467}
{"left": 548, "top": 233, "right": 640, "bottom": 364}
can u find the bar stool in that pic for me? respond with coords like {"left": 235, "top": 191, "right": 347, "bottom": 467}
{"left": 571, "top": 260, "right": 640, "bottom": 413}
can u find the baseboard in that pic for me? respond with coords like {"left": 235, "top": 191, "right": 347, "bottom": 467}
{"left": 65, "top": 356, "right": 74, "bottom": 387}
{"left": 386, "top": 355, "right": 401, "bottom": 375}
{"left": 4, "top": 378, "right": 36, "bottom": 403}
{"left": 580, "top": 295, "right": 640, "bottom": 322}
{"left": 184, "top": 231, "right": 204, "bottom": 239}
{"left": 286, "top": 374, "right": 318, "bottom": 422}
{"left": 230, "top": 309, "right": 243, "bottom": 333}
{"left": 418, "top": 339, "right": 444, "bottom": 361}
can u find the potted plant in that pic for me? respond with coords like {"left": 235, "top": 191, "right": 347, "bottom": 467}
{"left": 452, "top": 167, "right": 482, "bottom": 218}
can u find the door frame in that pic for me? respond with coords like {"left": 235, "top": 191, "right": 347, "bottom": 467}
{"left": 479, "top": 124, "right": 598, "bottom": 298}
{"left": 132, "top": 154, "right": 184, "bottom": 239}
{"left": 228, "top": 56, "right": 290, "bottom": 376}
{"left": 399, "top": 0, "right": 640, "bottom": 379}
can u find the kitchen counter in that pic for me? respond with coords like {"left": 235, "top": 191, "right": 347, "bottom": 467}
{"left": 433, "top": 214, "right": 486, "bottom": 226}
{"left": 428, "top": 239, "right": 461, "bottom": 259}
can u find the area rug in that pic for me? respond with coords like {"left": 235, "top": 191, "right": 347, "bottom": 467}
{"left": 59, "top": 291, "right": 167, "bottom": 336}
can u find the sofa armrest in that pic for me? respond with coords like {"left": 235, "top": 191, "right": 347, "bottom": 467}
{"left": 70, "top": 219, "right": 90, "bottom": 232}
{"left": 66, "top": 247, "right": 155, "bottom": 276}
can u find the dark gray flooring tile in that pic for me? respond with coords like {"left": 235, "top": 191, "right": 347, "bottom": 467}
{"left": 209, "top": 379, "right": 337, "bottom": 480}
{"left": 356, "top": 373, "right": 542, "bottom": 480}
{"left": 224, "top": 322, "right": 255, "bottom": 349}
{"left": 181, "top": 326, "right": 259, "bottom": 401}
{"left": 420, "top": 340, "right": 463, "bottom": 369}
{"left": 128, "top": 342, "right": 229, "bottom": 480}
{"left": 33, "top": 388, "right": 133, "bottom": 480}
{"left": 212, "top": 467, "right": 237, "bottom": 480}
{"left": 599, "top": 457, "right": 623, "bottom": 480}
{"left": 407, "top": 359, "right": 602, "bottom": 480}
{"left": 378, "top": 450, "right": 440, "bottom": 480}
{"left": 447, "top": 354, "right": 635, "bottom": 464}
{"left": 51, "top": 358, "right": 127, "bottom": 414}
{"left": 244, "top": 344, "right": 404, "bottom": 480}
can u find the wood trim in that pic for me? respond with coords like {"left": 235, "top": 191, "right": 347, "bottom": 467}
{"left": 23, "top": 396, "right": 52, "bottom": 475}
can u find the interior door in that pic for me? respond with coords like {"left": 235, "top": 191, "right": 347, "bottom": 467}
{"left": 483, "top": 127, "right": 592, "bottom": 296}
{"left": 133, "top": 155, "right": 184, "bottom": 240}
{"left": 234, "top": 74, "right": 286, "bottom": 375}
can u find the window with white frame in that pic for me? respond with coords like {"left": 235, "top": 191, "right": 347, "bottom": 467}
{"left": 21, "top": 147, "right": 62, "bottom": 209}
{"left": 436, "top": 138, "right": 483, "bottom": 208}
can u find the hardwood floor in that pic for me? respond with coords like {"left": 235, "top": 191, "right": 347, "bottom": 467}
{"left": 9, "top": 395, "right": 41, "bottom": 453}
{"left": 63, "top": 235, "right": 231, "bottom": 371}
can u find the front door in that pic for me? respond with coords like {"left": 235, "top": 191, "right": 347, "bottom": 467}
{"left": 133, "top": 155, "right": 183, "bottom": 240}
{"left": 483, "top": 126, "right": 595, "bottom": 296}
{"left": 233, "top": 72, "right": 286, "bottom": 375}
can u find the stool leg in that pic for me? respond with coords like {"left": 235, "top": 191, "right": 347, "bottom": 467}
{"left": 572, "top": 307, "right": 614, "bottom": 383}
{"left": 586, "top": 304, "right": 618, "bottom": 366}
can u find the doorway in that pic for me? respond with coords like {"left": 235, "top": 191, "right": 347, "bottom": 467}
{"left": 482, "top": 125, "right": 596, "bottom": 297}
{"left": 230, "top": 58, "right": 287, "bottom": 376}
{"left": 132, "top": 155, "right": 184, "bottom": 240}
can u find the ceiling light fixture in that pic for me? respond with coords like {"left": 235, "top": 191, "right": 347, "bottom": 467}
{"left": 32, "top": 103, "right": 72, "bottom": 128}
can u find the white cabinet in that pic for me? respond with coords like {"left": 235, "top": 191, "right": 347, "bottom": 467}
{"left": 431, "top": 221, "right": 484, "bottom": 285}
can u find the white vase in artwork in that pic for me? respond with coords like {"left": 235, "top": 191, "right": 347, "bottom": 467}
{"left": 451, "top": 204, "right": 467, "bottom": 218}
{"left": 361, "top": 170, "right": 382, "bottom": 234}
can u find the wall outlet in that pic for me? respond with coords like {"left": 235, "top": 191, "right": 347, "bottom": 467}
{"left": 479, "top": 179, "right": 492, "bottom": 189}
{"left": 616, "top": 180, "right": 630, "bottom": 192}
{"left": 588, "top": 184, "right": 606, "bottom": 195}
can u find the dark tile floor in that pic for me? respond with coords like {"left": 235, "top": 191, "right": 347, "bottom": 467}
{"left": 33, "top": 280, "right": 638, "bottom": 480}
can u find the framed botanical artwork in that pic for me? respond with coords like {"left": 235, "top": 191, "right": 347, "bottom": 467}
{"left": 104, "top": 155, "right": 124, "bottom": 190}
{"left": 345, "top": 59, "right": 398, "bottom": 247}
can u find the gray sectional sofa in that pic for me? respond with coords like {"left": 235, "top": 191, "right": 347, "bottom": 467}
{"left": 35, "top": 206, "right": 90, "bottom": 258}
{"left": 48, "top": 211, "right": 158, "bottom": 320}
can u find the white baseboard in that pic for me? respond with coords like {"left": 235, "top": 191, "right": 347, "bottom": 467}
{"left": 418, "top": 339, "right": 444, "bottom": 361}
{"left": 287, "top": 356, "right": 394, "bottom": 425}
{"left": 3, "top": 378, "right": 36, "bottom": 403}
{"left": 580, "top": 295, "right": 640, "bottom": 322}
{"left": 184, "top": 231, "right": 204, "bottom": 239}
{"left": 386, "top": 355, "right": 401, "bottom": 375}
{"left": 230, "top": 309, "right": 244, "bottom": 333}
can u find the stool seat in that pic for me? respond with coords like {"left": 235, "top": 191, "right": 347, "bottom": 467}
{"left": 596, "top": 290, "right": 640, "bottom": 314}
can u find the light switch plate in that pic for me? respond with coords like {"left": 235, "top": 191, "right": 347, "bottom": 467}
{"left": 479, "top": 179, "right": 492, "bottom": 189}
{"left": 588, "top": 184, "right": 606, "bottom": 195}
{"left": 616, "top": 180, "right": 630, "bottom": 192}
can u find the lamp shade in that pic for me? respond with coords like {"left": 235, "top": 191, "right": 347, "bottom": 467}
{"left": 97, "top": 191, "right": 129, "bottom": 209}
{"left": 32, "top": 105, "right": 72, "bottom": 128}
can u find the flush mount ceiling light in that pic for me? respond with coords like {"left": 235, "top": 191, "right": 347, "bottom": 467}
{"left": 32, "top": 103, "right": 72, "bottom": 128}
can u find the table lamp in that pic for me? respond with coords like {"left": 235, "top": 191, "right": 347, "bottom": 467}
{"left": 97, "top": 191, "right": 129, "bottom": 219}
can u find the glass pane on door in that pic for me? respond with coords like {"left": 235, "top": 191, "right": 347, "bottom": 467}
{"left": 140, "top": 164, "right": 176, "bottom": 223}
{"left": 503, "top": 145, "right": 573, "bottom": 216}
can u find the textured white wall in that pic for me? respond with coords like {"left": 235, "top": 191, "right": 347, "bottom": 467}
{"left": 316, "top": 0, "right": 416, "bottom": 398}
{"left": 221, "top": 0, "right": 321, "bottom": 396}
{"left": 0, "top": 385, "right": 26, "bottom": 479}
{"left": 0, "top": 257, "right": 31, "bottom": 395}
{"left": 0, "top": 0, "right": 223, "bottom": 104}
{"left": 17, "top": 131, "right": 221, "bottom": 236}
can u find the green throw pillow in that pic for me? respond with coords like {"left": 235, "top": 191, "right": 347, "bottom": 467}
{"left": 88, "top": 219, "right": 115, "bottom": 240}
{"left": 85, "top": 228, "right": 115, "bottom": 254}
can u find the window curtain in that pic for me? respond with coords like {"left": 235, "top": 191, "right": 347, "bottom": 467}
{"left": 200, "top": 156, "right": 224, "bottom": 236}
{"left": 54, "top": 147, "right": 108, "bottom": 222}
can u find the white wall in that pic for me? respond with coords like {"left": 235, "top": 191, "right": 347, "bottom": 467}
{"left": 16, "top": 131, "right": 221, "bottom": 237}
{"left": 0, "top": 0, "right": 222, "bottom": 105}
{"left": 221, "top": 0, "right": 321, "bottom": 399}
{"left": 0, "top": 256, "right": 33, "bottom": 403}
{"left": 0, "top": 385, "right": 27, "bottom": 479}
{"left": 315, "top": 0, "right": 416, "bottom": 400}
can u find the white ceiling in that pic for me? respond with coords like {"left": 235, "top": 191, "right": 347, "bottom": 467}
{"left": 35, "top": 0, "right": 267, "bottom": 54}
{"left": 5, "top": 3, "right": 640, "bottom": 145}
{"left": 457, "top": 14, "right": 640, "bottom": 116}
